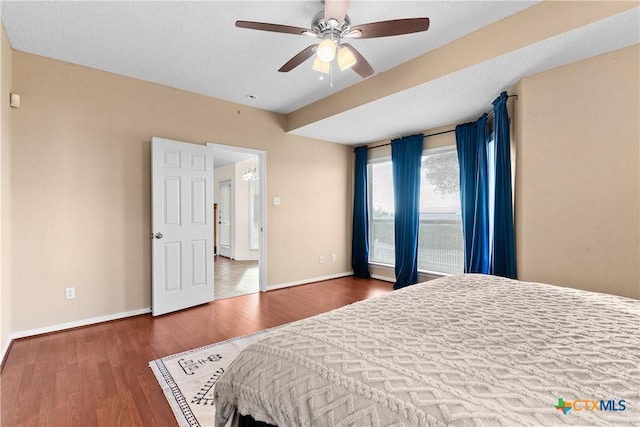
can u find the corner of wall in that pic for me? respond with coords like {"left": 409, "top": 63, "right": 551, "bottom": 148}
{"left": 510, "top": 78, "right": 525, "bottom": 280}
{"left": 0, "top": 23, "right": 14, "bottom": 366}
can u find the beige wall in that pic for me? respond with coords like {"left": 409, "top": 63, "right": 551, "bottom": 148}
{"left": 11, "top": 51, "right": 352, "bottom": 333}
{"left": 1, "top": 25, "right": 13, "bottom": 356}
{"left": 514, "top": 44, "right": 640, "bottom": 299}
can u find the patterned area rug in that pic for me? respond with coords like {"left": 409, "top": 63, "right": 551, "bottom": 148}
{"left": 149, "top": 330, "right": 272, "bottom": 427}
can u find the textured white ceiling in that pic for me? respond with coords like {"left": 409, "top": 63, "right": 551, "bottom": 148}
{"left": 211, "top": 148, "right": 256, "bottom": 169}
{"left": 1, "top": 1, "right": 638, "bottom": 146}
{"left": 1, "top": 0, "right": 536, "bottom": 114}
{"left": 290, "top": 7, "right": 640, "bottom": 144}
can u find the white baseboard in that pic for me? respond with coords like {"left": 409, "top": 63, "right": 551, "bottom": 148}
{"left": 10, "top": 307, "right": 152, "bottom": 340}
{"left": 370, "top": 273, "right": 395, "bottom": 283}
{"left": 370, "top": 273, "right": 443, "bottom": 284}
{"left": 268, "top": 271, "right": 353, "bottom": 291}
{"left": 0, "top": 338, "right": 12, "bottom": 368}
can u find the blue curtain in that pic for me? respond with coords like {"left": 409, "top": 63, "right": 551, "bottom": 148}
{"left": 391, "top": 134, "right": 423, "bottom": 289}
{"left": 490, "top": 92, "right": 517, "bottom": 278}
{"left": 351, "top": 146, "right": 371, "bottom": 278}
{"left": 455, "top": 115, "right": 490, "bottom": 274}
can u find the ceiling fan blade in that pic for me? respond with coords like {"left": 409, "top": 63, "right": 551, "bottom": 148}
{"left": 324, "top": 0, "right": 349, "bottom": 25}
{"left": 236, "top": 20, "right": 310, "bottom": 36}
{"left": 341, "top": 44, "right": 374, "bottom": 78}
{"left": 278, "top": 45, "right": 318, "bottom": 72}
{"left": 348, "top": 18, "right": 430, "bottom": 39}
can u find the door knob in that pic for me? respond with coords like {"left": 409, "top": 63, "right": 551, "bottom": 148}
{"left": 153, "top": 232, "right": 163, "bottom": 239}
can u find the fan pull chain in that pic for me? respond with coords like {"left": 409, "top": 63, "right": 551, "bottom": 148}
{"left": 330, "top": 60, "right": 334, "bottom": 88}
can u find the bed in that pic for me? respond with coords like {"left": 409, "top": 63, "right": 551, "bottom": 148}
{"left": 214, "top": 274, "right": 640, "bottom": 426}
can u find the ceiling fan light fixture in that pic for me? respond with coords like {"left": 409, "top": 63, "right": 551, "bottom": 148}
{"left": 312, "top": 57, "right": 331, "bottom": 74}
{"left": 316, "top": 38, "right": 337, "bottom": 62}
{"left": 337, "top": 46, "right": 356, "bottom": 70}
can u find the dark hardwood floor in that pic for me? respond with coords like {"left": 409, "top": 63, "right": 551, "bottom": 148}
{"left": 1, "top": 276, "right": 392, "bottom": 427}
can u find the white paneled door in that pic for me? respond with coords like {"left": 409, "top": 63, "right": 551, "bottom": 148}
{"left": 151, "top": 137, "right": 214, "bottom": 316}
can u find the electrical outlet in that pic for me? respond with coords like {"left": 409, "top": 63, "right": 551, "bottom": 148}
{"left": 331, "top": 254, "right": 336, "bottom": 262}
{"left": 65, "top": 287, "right": 76, "bottom": 300}
{"left": 319, "top": 256, "right": 324, "bottom": 263}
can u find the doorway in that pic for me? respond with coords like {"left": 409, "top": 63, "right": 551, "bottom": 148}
{"left": 208, "top": 143, "right": 266, "bottom": 299}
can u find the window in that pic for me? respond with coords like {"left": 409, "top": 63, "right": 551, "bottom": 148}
{"left": 369, "top": 160, "right": 395, "bottom": 265}
{"left": 418, "top": 148, "right": 464, "bottom": 274}
{"left": 368, "top": 147, "right": 464, "bottom": 274}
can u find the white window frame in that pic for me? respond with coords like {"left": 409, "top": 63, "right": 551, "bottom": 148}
{"left": 367, "top": 145, "right": 464, "bottom": 275}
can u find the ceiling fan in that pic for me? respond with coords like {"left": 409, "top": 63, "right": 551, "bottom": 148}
{"left": 235, "top": 0, "right": 430, "bottom": 78}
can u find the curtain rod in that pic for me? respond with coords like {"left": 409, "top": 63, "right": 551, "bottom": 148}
{"left": 366, "top": 128, "right": 455, "bottom": 151}
{"left": 360, "top": 94, "right": 517, "bottom": 152}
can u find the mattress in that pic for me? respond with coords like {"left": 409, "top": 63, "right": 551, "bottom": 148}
{"left": 214, "top": 274, "right": 640, "bottom": 426}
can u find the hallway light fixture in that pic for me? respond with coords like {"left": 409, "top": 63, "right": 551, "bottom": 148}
{"left": 242, "top": 168, "right": 257, "bottom": 181}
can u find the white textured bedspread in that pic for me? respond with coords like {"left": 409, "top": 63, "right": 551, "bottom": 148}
{"left": 214, "top": 274, "right": 640, "bottom": 426}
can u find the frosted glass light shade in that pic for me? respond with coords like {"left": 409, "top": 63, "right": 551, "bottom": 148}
{"left": 316, "top": 38, "right": 336, "bottom": 62}
{"left": 337, "top": 46, "right": 356, "bottom": 70}
{"left": 312, "top": 57, "right": 331, "bottom": 74}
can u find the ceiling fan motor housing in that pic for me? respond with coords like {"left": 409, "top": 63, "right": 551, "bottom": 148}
{"left": 311, "top": 10, "right": 352, "bottom": 41}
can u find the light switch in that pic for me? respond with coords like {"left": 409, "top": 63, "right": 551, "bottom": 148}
{"left": 9, "top": 93, "right": 20, "bottom": 108}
